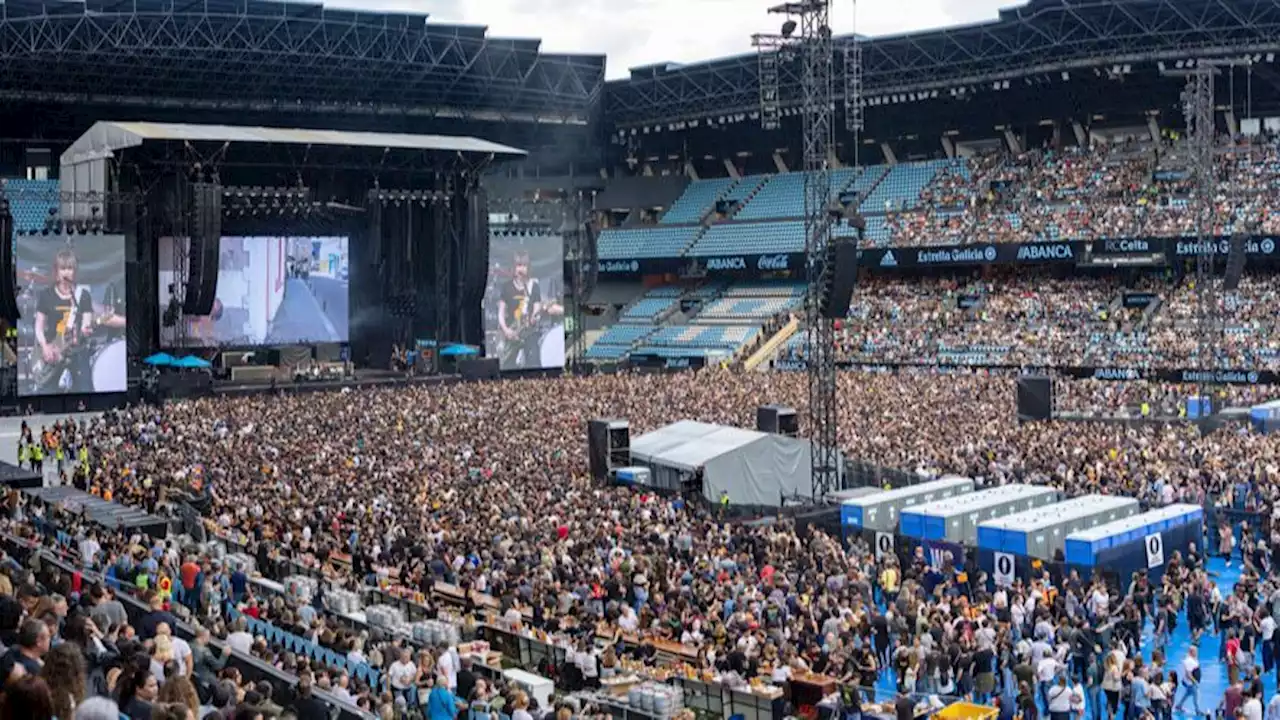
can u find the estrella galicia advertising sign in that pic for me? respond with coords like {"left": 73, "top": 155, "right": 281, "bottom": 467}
{"left": 1171, "top": 236, "right": 1278, "bottom": 257}
{"left": 860, "top": 241, "right": 1083, "bottom": 268}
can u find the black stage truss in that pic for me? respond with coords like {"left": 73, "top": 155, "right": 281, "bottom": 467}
{"left": 606, "top": 0, "right": 1280, "bottom": 128}
{"left": 0, "top": 0, "right": 604, "bottom": 124}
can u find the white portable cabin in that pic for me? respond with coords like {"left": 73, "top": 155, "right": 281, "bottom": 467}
{"left": 899, "top": 484, "right": 1058, "bottom": 546}
{"left": 839, "top": 476, "right": 974, "bottom": 533}
{"left": 977, "top": 494, "right": 1140, "bottom": 560}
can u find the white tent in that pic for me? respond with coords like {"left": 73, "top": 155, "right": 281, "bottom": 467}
{"left": 629, "top": 420, "right": 818, "bottom": 507}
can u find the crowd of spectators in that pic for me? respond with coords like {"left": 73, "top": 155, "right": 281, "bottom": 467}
{"left": 872, "top": 135, "right": 1280, "bottom": 248}
{"left": 827, "top": 272, "right": 1280, "bottom": 370}
{"left": 1, "top": 368, "right": 1279, "bottom": 720}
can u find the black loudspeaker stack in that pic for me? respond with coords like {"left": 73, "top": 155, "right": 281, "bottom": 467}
{"left": 821, "top": 238, "right": 859, "bottom": 319}
{"left": 183, "top": 182, "right": 222, "bottom": 316}
{"left": 1224, "top": 234, "right": 1247, "bottom": 291}
{"left": 1016, "top": 375, "right": 1053, "bottom": 422}
{"left": 0, "top": 197, "right": 17, "bottom": 324}
{"left": 587, "top": 419, "right": 631, "bottom": 482}
{"left": 757, "top": 404, "right": 799, "bottom": 437}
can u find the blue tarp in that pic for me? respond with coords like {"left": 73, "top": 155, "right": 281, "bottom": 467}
{"left": 143, "top": 353, "right": 176, "bottom": 366}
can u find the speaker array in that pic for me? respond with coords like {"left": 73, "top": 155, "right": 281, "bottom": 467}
{"left": 1224, "top": 233, "right": 1247, "bottom": 292}
{"left": 0, "top": 198, "right": 17, "bottom": 324}
{"left": 820, "top": 238, "right": 859, "bottom": 319}
{"left": 182, "top": 182, "right": 222, "bottom": 316}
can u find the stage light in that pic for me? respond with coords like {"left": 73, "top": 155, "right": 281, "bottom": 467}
{"left": 781, "top": 19, "right": 796, "bottom": 37}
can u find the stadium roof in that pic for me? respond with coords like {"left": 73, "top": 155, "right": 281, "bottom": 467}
{"left": 0, "top": 0, "right": 604, "bottom": 124}
{"left": 605, "top": 0, "right": 1280, "bottom": 128}
{"left": 60, "top": 121, "right": 527, "bottom": 166}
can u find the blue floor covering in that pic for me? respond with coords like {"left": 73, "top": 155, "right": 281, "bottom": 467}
{"left": 869, "top": 555, "right": 1256, "bottom": 715}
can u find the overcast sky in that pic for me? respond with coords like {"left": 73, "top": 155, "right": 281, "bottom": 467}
{"left": 332, "top": 0, "right": 1016, "bottom": 79}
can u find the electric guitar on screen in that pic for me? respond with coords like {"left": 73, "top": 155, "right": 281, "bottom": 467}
{"left": 500, "top": 314, "right": 557, "bottom": 368}
{"left": 29, "top": 317, "right": 107, "bottom": 391}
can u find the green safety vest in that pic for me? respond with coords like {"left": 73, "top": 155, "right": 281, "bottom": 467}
{"left": 32, "top": 446, "right": 43, "bottom": 461}
{"left": 17, "top": 446, "right": 27, "bottom": 463}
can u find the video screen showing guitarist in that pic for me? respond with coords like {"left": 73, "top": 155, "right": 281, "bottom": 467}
{"left": 33, "top": 248, "right": 96, "bottom": 394}
{"left": 497, "top": 251, "right": 543, "bottom": 368}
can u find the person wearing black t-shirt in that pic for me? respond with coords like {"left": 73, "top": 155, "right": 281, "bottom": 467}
{"left": 32, "top": 247, "right": 96, "bottom": 394}
{"left": 497, "top": 251, "right": 543, "bottom": 369}
{"left": 894, "top": 692, "right": 916, "bottom": 720}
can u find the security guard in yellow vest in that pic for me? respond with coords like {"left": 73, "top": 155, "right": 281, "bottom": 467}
{"left": 31, "top": 444, "right": 44, "bottom": 474}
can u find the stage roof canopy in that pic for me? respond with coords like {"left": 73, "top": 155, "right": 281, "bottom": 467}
{"left": 62, "top": 121, "right": 527, "bottom": 166}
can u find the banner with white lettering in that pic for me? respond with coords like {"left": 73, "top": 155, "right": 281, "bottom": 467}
{"left": 875, "top": 532, "right": 894, "bottom": 559}
{"left": 1145, "top": 533, "right": 1165, "bottom": 569}
{"left": 993, "top": 552, "right": 1015, "bottom": 587}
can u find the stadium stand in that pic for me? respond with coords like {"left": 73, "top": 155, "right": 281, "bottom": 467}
{"left": 591, "top": 136, "right": 1280, "bottom": 261}
{"left": 0, "top": 178, "right": 59, "bottom": 232}
{"left": 857, "top": 159, "right": 957, "bottom": 212}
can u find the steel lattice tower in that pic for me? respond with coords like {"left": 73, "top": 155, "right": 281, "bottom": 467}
{"left": 754, "top": 0, "right": 842, "bottom": 500}
{"left": 1178, "top": 65, "right": 1220, "bottom": 396}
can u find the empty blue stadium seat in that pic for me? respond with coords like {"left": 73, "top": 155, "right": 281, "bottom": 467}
{"left": 621, "top": 297, "right": 677, "bottom": 322}
{"left": 734, "top": 174, "right": 807, "bottom": 220}
{"left": 660, "top": 177, "right": 737, "bottom": 223}
{"left": 687, "top": 221, "right": 806, "bottom": 256}
{"left": 596, "top": 226, "right": 699, "bottom": 259}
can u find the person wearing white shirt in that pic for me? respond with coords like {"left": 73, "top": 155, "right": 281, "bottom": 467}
{"left": 1175, "top": 647, "right": 1202, "bottom": 718}
{"left": 1038, "top": 656, "right": 1062, "bottom": 710}
{"left": 389, "top": 649, "right": 419, "bottom": 700}
{"left": 1046, "top": 676, "right": 1074, "bottom": 720}
{"left": 225, "top": 617, "right": 254, "bottom": 656}
{"left": 1261, "top": 615, "right": 1277, "bottom": 671}
{"left": 1244, "top": 693, "right": 1264, "bottom": 720}
{"left": 437, "top": 645, "right": 459, "bottom": 690}
{"left": 617, "top": 606, "right": 639, "bottom": 633}
{"left": 1265, "top": 691, "right": 1280, "bottom": 720}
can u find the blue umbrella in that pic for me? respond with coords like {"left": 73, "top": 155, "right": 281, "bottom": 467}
{"left": 440, "top": 344, "right": 479, "bottom": 357}
{"left": 174, "top": 355, "right": 212, "bottom": 369}
{"left": 143, "top": 353, "right": 176, "bottom": 366}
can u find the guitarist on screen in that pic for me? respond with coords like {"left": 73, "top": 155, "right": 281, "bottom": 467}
{"left": 498, "top": 250, "right": 546, "bottom": 369}
{"left": 33, "top": 247, "right": 96, "bottom": 394}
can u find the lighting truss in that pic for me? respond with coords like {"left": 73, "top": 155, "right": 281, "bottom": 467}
{"left": 754, "top": 0, "right": 841, "bottom": 501}
{"left": 843, "top": 33, "right": 864, "bottom": 135}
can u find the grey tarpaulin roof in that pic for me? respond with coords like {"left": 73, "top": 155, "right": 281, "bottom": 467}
{"left": 61, "top": 121, "right": 527, "bottom": 165}
{"left": 630, "top": 420, "right": 818, "bottom": 507}
{"left": 630, "top": 420, "right": 766, "bottom": 472}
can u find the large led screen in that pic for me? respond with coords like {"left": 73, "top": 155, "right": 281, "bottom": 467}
{"left": 483, "top": 233, "right": 565, "bottom": 370}
{"left": 16, "top": 234, "right": 128, "bottom": 396}
{"left": 158, "top": 236, "right": 349, "bottom": 347}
